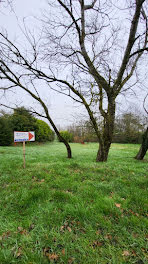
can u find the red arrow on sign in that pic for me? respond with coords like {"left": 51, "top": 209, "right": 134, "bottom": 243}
{"left": 29, "top": 132, "right": 34, "bottom": 141}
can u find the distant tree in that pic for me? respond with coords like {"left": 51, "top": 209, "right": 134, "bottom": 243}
{"left": 113, "top": 112, "right": 144, "bottom": 143}
{"left": 0, "top": 112, "right": 13, "bottom": 146}
{"left": 10, "top": 107, "right": 37, "bottom": 132}
{"left": 68, "top": 120, "right": 98, "bottom": 143}
{"left": 35, "top": 119, "right": 55, "bottom": 142}
{"left": 69, "top": 112, "right": 145, "bottom": 144}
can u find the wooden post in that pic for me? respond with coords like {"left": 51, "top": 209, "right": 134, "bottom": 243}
{"left": 23, "top": 141, "right": 25, "bottom": 169}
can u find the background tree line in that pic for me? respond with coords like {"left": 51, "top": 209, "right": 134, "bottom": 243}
{"left": 60, "top": 111, "right": 147, "bottom": 144}
{"left": 0, "top": 107, "right": 55, "bottom": 146}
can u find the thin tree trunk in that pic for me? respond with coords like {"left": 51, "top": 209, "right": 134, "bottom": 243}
{"left": 60, "top": 137, "right": 72, "bottom": 158}
{"left": 135, "top": 127, "right": 148, "bottom": 160}
{"left": 51, "top": 127, "right": 72, "bottom": 159}
{"left": 44, "top": 106, "right": 72, "bottom": 158}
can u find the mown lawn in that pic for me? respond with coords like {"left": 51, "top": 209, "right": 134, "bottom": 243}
{"left": 0, "top": 142, "right": 147, "bottom": 264}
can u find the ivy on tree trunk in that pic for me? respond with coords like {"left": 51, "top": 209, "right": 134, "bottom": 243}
{"left": 135, "top": 127, "right": 148, "bottom": 160}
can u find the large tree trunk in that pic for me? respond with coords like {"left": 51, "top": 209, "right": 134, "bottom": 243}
{"left": 96, "top": 140, "right": 111, "bottom": 162}
{"left": 135, "top": 127, "right": 148, "bottom": 160}
{"left": 96, "top": 97, "right": 115, "bottom": 162}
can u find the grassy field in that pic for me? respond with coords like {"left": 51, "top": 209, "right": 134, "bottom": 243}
{"left": 0, "top": 142, "right": 147, "bottom": 264}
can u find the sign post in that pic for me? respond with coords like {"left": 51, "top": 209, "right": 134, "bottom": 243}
{"left": 14, "top": 131, "right": 35, "bottom": 168}
{"left": 23, "top": 141, "right": 26, "bottom": 169}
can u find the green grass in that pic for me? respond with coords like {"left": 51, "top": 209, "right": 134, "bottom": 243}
{"left": 0, "top": 142, "right": 147, "bottom": 264}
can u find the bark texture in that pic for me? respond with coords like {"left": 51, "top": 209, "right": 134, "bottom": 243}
{"left": 96, "top": 97, "right": 115, "bottom": 161}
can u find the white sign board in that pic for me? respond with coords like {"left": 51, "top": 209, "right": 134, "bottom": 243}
{"left": 14, "top": 131, "right": 35, "bottom": 142}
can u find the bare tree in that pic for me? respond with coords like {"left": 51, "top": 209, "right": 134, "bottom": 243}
{"left": 0, "top": 33, "right": 72, "bottom": 158}
{"left": 135, "top": 93, "right": 148, "bottom": 160}
{"left": 41, "top": 0, "right": 148, "bottom": 161}
{"left": 0, "top": 0, "right": 148, "bottom": 161}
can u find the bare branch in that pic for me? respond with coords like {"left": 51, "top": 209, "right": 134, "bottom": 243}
{"left": 129, "top": 47, "right": 148, "bottom": 57}
{"left": 143, "top": 93, "right": 148, "bottom": 114}
{"left": 114, "top": 0, "right": 146, "bottom": 90}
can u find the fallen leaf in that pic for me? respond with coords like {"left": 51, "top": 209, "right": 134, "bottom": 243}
{"left": 40, "top": 179, "right": 45, "bottom": 182}
{"left": 67, "top": 226, "right": 72, "bottom": 232}
{"left": 61, "top": 248, "right": 65, "bottom": 255}
{"left": 141, "top": 247, "right": 147, "bottom": 253}
{"left": 15, "top": 247, "right": 22, "bottom": 258}
{"left": 2, "top": 231, "right": 11, "bottom": 239}
{"left": 43, "top": 247, "right": 52, "bottom": 257}
{"left": 18, "top": 227, "right": 23, "bottom": 231}
{"left": 60, "top": 222, "right": 72, "bottom": 232}
{"left": 46, "top": 253, "right": 58, "bottom": 261}
{"left": 105, "top": 234, "right": 112, "bottom": 240}
{"left": 65, "top": 190, "right": 72, "bottom": 194}
{"left": 60, "top": 225, "right": 64, "bottom": 232}
{"left": 122, "top": 250, "right": 130, "bottom": 256}
{"left": 115, "top": 203, "right": 121, "bottom": 208}
{"left": 96, "top": 230, "right": 101, "bottom": 235}
{"left": 16, "top": 252, "right": 21, "bottom": 258}
{"left": 68, "top": 258, "right": 75, "bottom": 264}
{"left": 132, "top": 250, "right": 137, "bottom": 256}
{"left": 20, "top": 229, "right": 28, "bottom": 235}
{"left": 92, "top": 241, "right": 103, "bottom": 247}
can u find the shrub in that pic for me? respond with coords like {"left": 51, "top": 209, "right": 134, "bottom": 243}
{"left": 0, "top": 115, "right": 13, "bottom": 146}
{"left": 59, "top": 131, "right": 73, "bottom": 142}
{"left": 35, "top": 119, "right": 54, "bottom": 142}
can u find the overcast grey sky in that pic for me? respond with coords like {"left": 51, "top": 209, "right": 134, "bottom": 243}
{"left": 0, "top": 0, "right": 86, "bottom": 128}
{"left": 0, "top": 0, "right": 147, "bottom": 127}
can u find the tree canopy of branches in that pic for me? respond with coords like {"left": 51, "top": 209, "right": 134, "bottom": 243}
{"left": 0, "top": 0, "right": 147, "bottom": 161}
